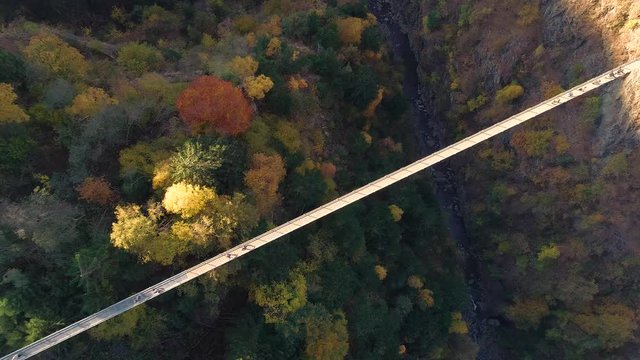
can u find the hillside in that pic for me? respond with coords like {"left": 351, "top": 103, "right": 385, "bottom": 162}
{"left": 388, "top": 0, "right": 640, "bottom": 358}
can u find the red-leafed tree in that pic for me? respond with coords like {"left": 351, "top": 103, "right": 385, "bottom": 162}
{"left": 176, "top": 76, "right": 253, "bottom": 136}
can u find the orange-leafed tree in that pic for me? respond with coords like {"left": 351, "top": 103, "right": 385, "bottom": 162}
{"left": 76, "top": 177, "right": 117, "bottom": 205}
{"left": 176, "top": 76, "right": 253, "bottom": 136}
{"left": 244, "top": 153, "right": 286, "bottom": 217}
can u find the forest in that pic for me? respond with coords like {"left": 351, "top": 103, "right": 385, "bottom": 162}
{"left": 0, "top": 0, "right": 476, "bottom": 359}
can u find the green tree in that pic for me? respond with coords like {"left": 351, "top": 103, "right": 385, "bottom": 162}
{"left": 117, "top": 42, "right": 164, "bottom": 75}
{"left": 169, "top": 140, "right": 226, "bottom": 187}
{"left": 0, "top": 49, "right": 26, "bottom": 85}
{"left": 253, "top": 271, "right": 307, "bottom": 323}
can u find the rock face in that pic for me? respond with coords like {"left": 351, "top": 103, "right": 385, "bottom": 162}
{"left": 387, "top": 0, "right": 640, "bottom": 358}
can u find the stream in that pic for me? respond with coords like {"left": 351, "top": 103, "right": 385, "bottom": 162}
{"left": 368, "top": 1, "right": 504, "bottom": 358}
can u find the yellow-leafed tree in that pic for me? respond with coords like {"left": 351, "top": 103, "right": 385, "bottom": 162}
{"left": 336, "top": 17, "right": 366, "bottom": 45}
{"left": 244, "top": 75, "right": 274, "bottom": 100}
{"left": 23, "top": 32, "right": 89, "bottom": 81}
{"left": 162, "top": 181, "right": 217, "bottom": 219}
{"left": 229, "top": 56, "right": 259, "bottom": 79}
{"left": 68, "top": 87, "right": 118, "bottom": 118}
{"left": 0, "top": 83, "right": 29, "bottom": 123}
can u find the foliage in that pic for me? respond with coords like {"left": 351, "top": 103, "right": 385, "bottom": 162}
{"left": 229, "top": 55, "right": 259, "bottom": 79}
{"left": 303, "top": 306, "right": 350, "bottom": 360}
{"left": 116, "top": 42, "right": 163, "bottom": 75}
{"left": 265, "top": 37, "right": 282, "bottom": 57}
{"left": 448, "top": 312, "right": 468, "bottom": 334}
{"left": 273, "top": 120, "right": 301, "bottom": 153}
{"left": 505, "top": 298, "right": 549, "bottom": 330}
{"left": 0, "top": 83, "right": 29, "bottom": 123}
{"left": 162, "top": 181, "right": 217, "bottom": 219}
{"left": 466, "top": 94, "right": 487, "bottom": 112}
{"left": 119, "top": 138, "right": 175, "bottom": 178}
{"left": 244, "top": 75, "right": 274, "bottom": 100}
{"left": 23, "top": 32, "right": 88, "bottom": 81}
{"left": 67, "top": 87, "right": 118, "bottom": 118}
{"left": 374, "top": 265, "right": 388, "bottom": 280}
{"left": 244, "top": 153, "right": 286, "bottom": 217}
{"left": 495, "top": 83, "right": 524, "bottom": 104}
{"left": 234, "top": 15, "right": 259, "bottom": 34}
{"left": 176, "top": 76, "right": 253, "bottom": 135}
{"left": 76, "top": 177, "right": 117, "bottom": 205}
{"left": 336, "top": 17, "right": 365, "bottom": 45}
{"left": 517, "top": 4, "right": 539, "bottom": 26}
{"left": 43, "top": 79, "right": 75, "bottom": 109}
{"left": 168, "top": 140, "right": 226, "bottom": 187}
{"left": 602, "top": 152, "right": 628, "bottom": 177}
{"left": 510, "top": 129, "right": 554, "bottom": 157}
{"left": 110, "top": 204, "right": 186, "bottom": 265}
{"left": 363, "top": 88, "right": 384, "bottom": 118}
{"left": 0, "top": 49, "right": 26, "bottom": 85}
{"left": 537, "top": 244, "right": 560, "bottom": 261}
{"left": 253, "top": 271, "right": 307, "bottom": 323}
{"left": 388, "top": 204, "right": 404, "bottom": 222}
{"left": 571, "top": 303, "right": 638, "bottom": 350}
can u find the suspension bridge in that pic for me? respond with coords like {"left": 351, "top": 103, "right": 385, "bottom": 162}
{"left": 4, "top": 59, "right": 640, "bottom": 360}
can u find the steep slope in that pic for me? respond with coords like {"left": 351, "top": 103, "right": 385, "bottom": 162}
{"left": 387, "top": 0, "right": 640, "bottom": 358}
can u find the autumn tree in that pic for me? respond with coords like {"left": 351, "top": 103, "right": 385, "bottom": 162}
{"left": 0, "top": 83, "right": 29, "bottom": 123}
{"left": 67, "top": 87, "right": 118, "bottom": 118}
{"left": 265, "top": 37, "right": 282, "bottom": 57}
{"left": 388, "top": 204, "right": 404, "bottom": 222}
{"left": 110, "top": 204, "right": 187, "bottom": 265}
{"left": 336, "top": 17, "right": 366, "bottom": 45}
{"left": 273, "top": 120, "right": 301, "bottom": 153}
{"left": 448, "top": 312, "right": 469, "bottom": 334}
{"left": 23, "top": 32, "right": 88, "bottom": 81}
{"left": 176, "top": 76, "right": 253, "bottom": 135}
{"left": 505, "top": 298, "right": 550, "bottom": 329}
{"left": 244, "top": 153, "right": 286, "bottom": 216}
{"left": 162, "top": 182, "right": 217, "bottom": 219}
{"left": 229, "top": 56, "right": 259, "bottom": 79}
{"left": 76, "top": 177, "right": 117, "bottom": 205}
{"left": 572, "top": 303, "right": 638, "bottom": 349}
{"left": 243, "top": 75, "right": 274, "bottom": 100}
